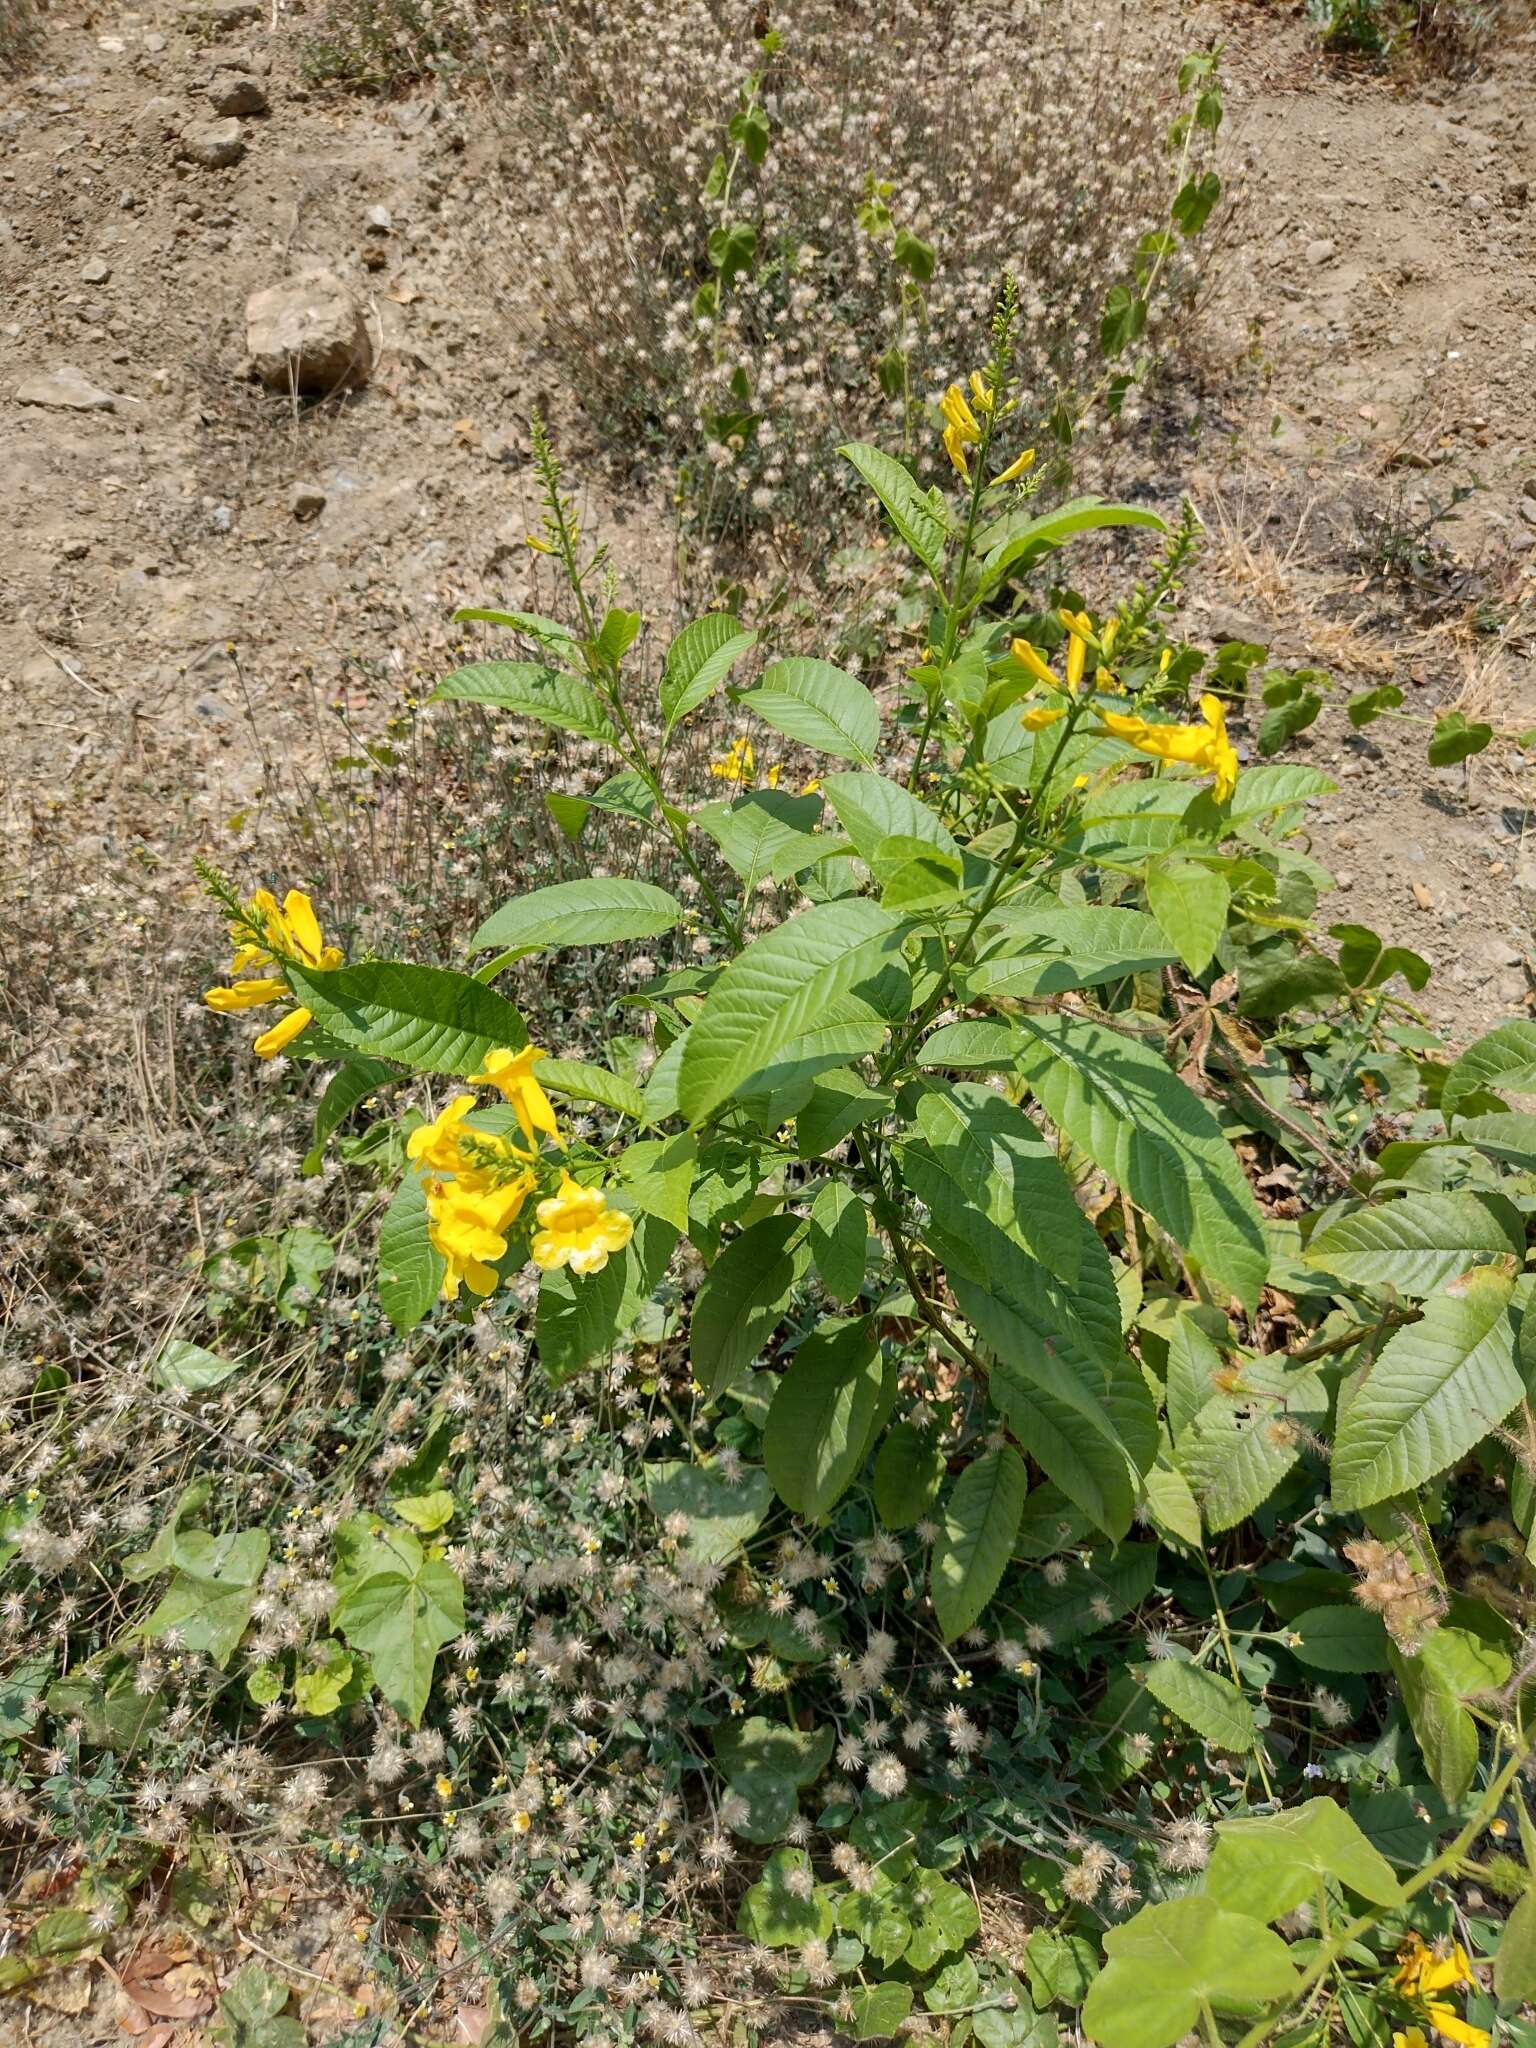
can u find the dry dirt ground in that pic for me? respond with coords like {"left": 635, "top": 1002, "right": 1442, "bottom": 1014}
{"left": 2, "top": 0, "right": 1533, "bottom": 1041}
{"left": 0, "top": 2, "right": 1534, "bottom": 2037}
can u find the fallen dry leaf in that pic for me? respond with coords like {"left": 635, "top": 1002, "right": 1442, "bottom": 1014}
{"left": 455, "top": 2006, "right": 491, "bottom": 2043}
{"left": 121, "top": 1947, "right": 216, "bottom": 2020}
{"left": 1411, "top": 880, "right": 1434, "bottom": 909}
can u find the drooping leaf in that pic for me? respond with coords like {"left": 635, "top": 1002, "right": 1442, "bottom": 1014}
{"left": 764, "top": 1319, "right": 883, "bottom": 1517}
{"left": 1391, "top": 1625, "right": 1510, "bottom": 1804}
{"left": 302, "top": 1055, "right": 394, "bottom": 1174}
{"left": 839, "top": 441, "right": 950, "bottom": 577}
{"left": 690, "top": 1213, "right": 811, "bottom": 1395}
{"left": 874, "top": 1421, "right": 948, "bottom": 1530}
{"left": 469, "top": 878, "right": 682, "bottom": 959}
{"left": 1331, "top": 1265, "right": 1521, "bottom": 1509}
{"left": 930, "top": 1444, "right": 1027, "bottom": 1643}
{"left": 693, "top": 789, "right": 826, "bottom": 891}
{"left": 377, "top": 1170, "right": 446, "bottom": 1335}
{"left": 1015, "top": 1013, "right": 1269, "bottom": 1311}
{"left": 1206, "top": 1799, "right": 1400, "bottom": 1923}
{"left": 536, "top": 1211, "right": 677, "bottom": 1383}
{"left": 906, "top": 1079, "right": 1084, "bottom": 1283}
{"left": 808, "top": 1180, "right": 870, "bottom": 1302}
{"left": 431, "top": 660, "right": 619, "bottom": 745}
{"left": 535, "top": 1058, "right": 646, "bottom": 1122}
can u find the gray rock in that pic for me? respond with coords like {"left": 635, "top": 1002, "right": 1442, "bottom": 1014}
{"left": 210, "top": 72, "right": 267, "bottom": 116}
{"left": 364, "top": 203, "right": 392, "bottom": 234}
{"left": 1202, "top": 602, "right": 1269, "bottom": 649}
{"left": 16, "top": 365, "right": 117, "bottom": 412}
{"left": 1305, "top": 237, "right": 1338, "bottom": 267}
{"left": 133, "top": 95, "right": 182, "bottom": 143}
{"left": 80, "top": 255, "right": 112, "bottom": 284}
{"left": 245, "top": 267, "right": 373, "bottom": 393}
{"left": 180, "top": 116, "right": 246, "bottom": 169}
{"left": 290, "top": 481, "right": 326, "bottom": 521}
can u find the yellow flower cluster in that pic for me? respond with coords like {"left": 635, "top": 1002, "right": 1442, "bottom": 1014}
{"left": 939, "top": 371, "right": 1033, "bottom": 484}
{"left": 1010, "top": 618, "right": 1239, "bottom": 805}
{"left": 710, "top": 737, "right": 770, "bottom": 786}
{"left": 204, "top": 887, "right": 341, "bottom": 1059}
{"left": 1392, "top": 1936, "right": 1490, "bottom": 2048}
{"left": 407, "top": 1045, "right": 632, "bottom": 1301}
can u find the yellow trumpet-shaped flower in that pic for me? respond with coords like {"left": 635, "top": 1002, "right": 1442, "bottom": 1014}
{"left": 470, "top": 1045, "right": 561, "bottom": 1149}
{"left": 204, "top": 978, "right": 289, "bottom": 1012}
{"left": 1059, "top": 608, "right": 1096, "bottom": 693}
{"left": 406, "top": 1094, "right": 480, "bottom": 1174}
{"left": 428, "top": 1170, "right": 537, "bottom": 1301}
{"left": 1393, "top": 1937, "right": 1489, "bottom": 2048}
{"left": 940, "top": 383, "right": 983, "bottom": 479}
{"left": 530, "top": 1171, "right": 635, "bottom": 1276}
{"left": 252, "top": 1008, "right": 316, "bottom": 1059}
{"left": 1022, "top": 704, "right": 1066, "bottom": 732}
{"left": 1009, "top": 639, "right": 1060, "bottom": 691}
{"left": 1098, "top": 693, "right": 1239, "bottom": 804}
{"left": 991, "top": 446, "right": 1035, "bottom": 486}
{"left": 709, "top": 736, "right": 755, "bottom": 784}
{"left": 968, "top": 370, "right": 995, "bottom": 413}
{"left": 205, "top": 885, "right": 341, "bottom": 1060}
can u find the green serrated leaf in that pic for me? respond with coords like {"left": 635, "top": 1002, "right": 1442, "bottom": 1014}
{"left": 430, "top": 660, "right": 619, "bottom": 745}
{"left": 287, "top": 960, "right": 527, "bottom": 1077}
{"left": 1015, "top": 1012, "right": 1269, "bottom": 1311}
{"left": 1143, "top": 1659, "right": 1256, "bottom": 1752}
{"left": 839, "top": 441, "right": 949, "bottom": 576}
{"left": 743, "top": 656, "right": 881, "bottom": 764}
{"left": 677, "top": 898, "right": 911, "bottom": 1124}
{"left": 1332, "top": 1265, "right": 1521, "bottom": 1509}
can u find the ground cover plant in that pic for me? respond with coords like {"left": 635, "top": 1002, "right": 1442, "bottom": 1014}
{"left": 511, "top": 0, "right": 1222, "bottom": 551}
{"left": 7, "top": 243, "right": 1536, "bottom": 2048}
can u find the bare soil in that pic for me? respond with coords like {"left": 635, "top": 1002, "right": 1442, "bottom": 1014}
{"left": 4, "top": 0, "right": 1533, "bottom": 1041}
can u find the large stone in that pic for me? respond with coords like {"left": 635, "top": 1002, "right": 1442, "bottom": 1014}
{"left": 244, "top": 268, "right": 373, "bottom": 394}
{"left": 180, "top": 115, "right": 246, "bottom": 168}
{"left": 16, "top": 365, "right": 117, "bottom": 412}
{"left": 210, "top": 72, "right": 268, "bottom": 116}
